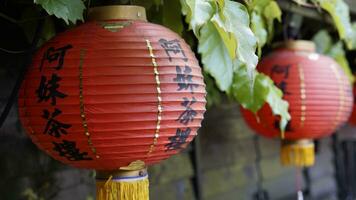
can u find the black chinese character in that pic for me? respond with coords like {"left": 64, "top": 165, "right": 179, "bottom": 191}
{"left": 42, "top": 108, "right": 71, "bottom": 138}
{"left": 276, "top": 81, "right": 291, "bottom": 95}
{"left": 53, "top": 140, "right": 92, "bottom": 161}
{"left": 174, "top": 65, "right": 198, "bottom": 93}
{"left": 40, "top": 44, "right": 73, "bottom": 71}
{"left": 271, "top": 64, "right": 291, "bottom": 78}
{"left": 159, "top": 39, "right": 188, "bottom": 62}
{"left": 36, "top": 74, "right": 67, "bottom": 106}
{"left": 165, "top": 128, "right": 191, "bottom": 151}
{"left": 177, "top": 97, "right": 197, "bottom": 125}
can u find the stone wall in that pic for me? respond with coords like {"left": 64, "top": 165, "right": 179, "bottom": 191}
{"left": 149, "top": 103, "right": 339, "bottom": 200}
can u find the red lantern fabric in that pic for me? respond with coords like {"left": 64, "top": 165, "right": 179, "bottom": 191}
{"left": 18, "top": 13, "right": 206, "bottom": 170}
{"left": 348, "top": 82, "right": 356, "bottom": 125}
{"left": 241, "top": 41, "right": 353, "bottom": 140}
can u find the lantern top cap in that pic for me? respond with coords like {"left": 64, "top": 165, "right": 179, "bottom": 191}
{"left": 88, "top": 5, "right": 147, "bottom": 21}
{"left": 273, "top": 40, "right": 316, "bottom": 52}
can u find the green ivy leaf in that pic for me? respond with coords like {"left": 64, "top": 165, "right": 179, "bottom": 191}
{"left": 350, "top": 22, "right": 356, "bottom": 49}
{"left": 312, "top": 29, "right": 354, "bottom": 83}
{"left": 34, "top": 0, "right": 85, "bottom": 24}
{"left": 263, "top": 1, "right": 281, "bottom": 41}
{"left": 180, "top": 0, "right": 214, "bottom": 36}
{"left": 154, "top": 0, "right": 162, "bottom": 6}
{"left": 246, "top": 0, "right": 281, "bottom": 54}
{"left": 199, "top": 22, "right": 234, "bottom": 90}
{"left": 181, "top": 0, "right": 290, "bottom": 131}
{"left": 250, "top": 12, "right": 267, "bottom": 56}
{"left": 312, "top": 0, "right": 354, "bottom": 49}
{"left": 211, "top": 0, "right": 258, "bottom": 85}
{"left": 230, "top": 64, "right": 290, "bottom": 132}
{"left": 312, "top": 29, "right": 332, "bottom": 54}
{"left": 328, "top": 41, "right": 354, "bottom": 82}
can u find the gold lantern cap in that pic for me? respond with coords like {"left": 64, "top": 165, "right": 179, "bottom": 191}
{"left": 88, "top": 5, "right": 147, "bottom": 21}
{"left": 273, "top": 40, "right": 316, "bottom": 52}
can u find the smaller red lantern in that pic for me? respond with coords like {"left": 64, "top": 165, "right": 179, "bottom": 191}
{"left": 348, "top": 81, "right": 356, "bottom": 125}
{"left": 241, "top": 40, "right": 353, "bottom": 167}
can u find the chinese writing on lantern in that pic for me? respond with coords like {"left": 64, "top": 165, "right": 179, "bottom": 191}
{"left": 271, "top": 64, "right": 293, "bottom": 132}
{"left": 159, "top": 39, "right": 188, "bottom": 62}
{"left": 160, "top": 38, "right": 198, "bottom": 151}
{"left": 271, "top": 64, "right": 291, "bottom": 95}
{"left": 36, "top": 45, "right": 92, "bottom": 161}
{"left": 174, "top": 66, "right": 198, "bottom": 93}
{"left": 36, "top": 74, "right": 67, "bottom": 105}
{"left": 53, "top": 140, "right": 93, "bottom": 161}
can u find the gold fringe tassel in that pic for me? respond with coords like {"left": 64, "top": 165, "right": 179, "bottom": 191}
{"left": 280, "top": 139, "right": 315, "bottom": 167}
{"left": 96, "top": 169, "right": 149, "bottom": 200}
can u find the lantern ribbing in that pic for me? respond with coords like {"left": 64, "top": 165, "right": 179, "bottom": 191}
{"left": 18, "top": 5, "right": 206, "bottom": 200}
{"left": 241, "top": 40, "right": 353, "bottom": 167}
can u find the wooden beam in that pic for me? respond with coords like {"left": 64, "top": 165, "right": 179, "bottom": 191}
{"left": 277, "top": 0, "right": 332, "bottom": 23}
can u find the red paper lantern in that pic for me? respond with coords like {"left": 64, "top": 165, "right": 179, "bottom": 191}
{"left": 348, "top": 82, "right": 356, "bottom": 125}
{"left": 18, "top": 6, "right": 206, "bottom": 200}
{"left": 241, "top": 41, "right": 353, "bottom": 166}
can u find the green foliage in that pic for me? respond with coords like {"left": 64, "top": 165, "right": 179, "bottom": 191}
{"left": 183, "top": 0, "right": 258, "bottom": 91}
{"left": 199, "top": 22, "right": 234, "bottom": 91}
{"left": 312, "top": 30, "right": 354, "bottom": 82}
{"left": 162, "top": 0, "right": 184, "bottom": 35}
{"left": 180, "top": 0, "right": 214, "bottom": 37}
{"left": 34, "top": 0, "right": 85, "bottom": 24}
{"left": 311, "top": 0, "right": 355, "bottom": 49}
{"left": 246, "top": 0, "right": 282, "bottom": 55}
{"left": 230, "top": 64, "right": 290, "bottom": 132}
{"left": 23, "top": 188, "right": 44, "bottom": 200}
{"left": 181, "top": 0, "right": 290, "bottom": 131}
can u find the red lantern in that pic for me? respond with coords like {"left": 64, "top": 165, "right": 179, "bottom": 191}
{"left": 241, "top": 41, "right": 353, "bottom": 167}
{"left": 18, "top": 6, "right": 206, "bottom": 200}
{"left": 348, "top": 82, "right": 356, "bottom": 125}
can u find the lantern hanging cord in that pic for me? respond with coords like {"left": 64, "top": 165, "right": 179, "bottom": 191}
{"left": 296, "top": 167, "right": 304, "bottom": 200}
{"left": 0, "top": 16, "right": 45, "bottom": 129}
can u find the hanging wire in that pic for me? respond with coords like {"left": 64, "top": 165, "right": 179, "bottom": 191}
{"left": 0, "top": 47, "right": 27, "bottom": 54}
{"left": 295, "top": 167, "right": 304, "bottom": 200}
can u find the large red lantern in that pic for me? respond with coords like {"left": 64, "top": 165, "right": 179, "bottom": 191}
{"left": 241, "top": 41, "right": 353, "bottom": 167}
{"left": 18, "top": 6, "right": 206, "bottom": 200}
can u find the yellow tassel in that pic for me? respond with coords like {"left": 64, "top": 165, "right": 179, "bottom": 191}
{"left": 280, "top": 139, "right": 315, "bottom": 167}
{"left": 96, "top": 168, "right": 149, "bottom": 200}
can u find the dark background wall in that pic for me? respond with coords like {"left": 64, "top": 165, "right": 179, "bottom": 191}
{"left": 149, "top": 103, "right": 340, "bottom": 200}
{"left": 1, "top": 1, "right": 356, "bottom": 199}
